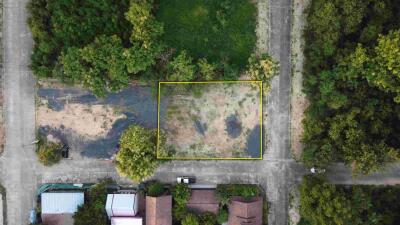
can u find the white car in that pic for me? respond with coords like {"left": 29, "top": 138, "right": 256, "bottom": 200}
{"left": 176, "top": 176, "right": 195, "bottom": 184}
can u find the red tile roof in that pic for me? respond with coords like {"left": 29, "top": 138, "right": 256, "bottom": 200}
{"left": 228, "top": 197, "right": 263, "bottom": 225}
{"left": 186, "top": 189, "right": 219, "bottom": 214}
{"left": 146, "top": 195, "right": 172, "bottom": 225}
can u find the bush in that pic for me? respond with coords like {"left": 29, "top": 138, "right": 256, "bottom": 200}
{"left": 73, "top": 179, "right": 115, "bottom": 225}
{"left": 115, "top": 125, "right": 159, "bottom": 182}
{"left": 147, "top": 182, "right": 165, "bottom": 197}
{"left": 181, "top": 213, "right": 199, "bottom": 225}
{"left": 216, "top": 184, "right": 260, "bottom": 205}
{"left": 199, "top": 212, "right": 217, "bottom": 225}
{"left": 172, "top": 183, "right": 191, "bottom": 206}
{"left": 37, "top": 141, "right": 62, "bottom": 166}
{"left": 247, "top": 54, "right": 279, "bottom": 93}
{"left": 217, "top": 208, "right": 228, "bottom": 224}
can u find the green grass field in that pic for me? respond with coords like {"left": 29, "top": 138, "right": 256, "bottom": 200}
{"left": 156, "top": 0, "right": 256, "bottom": 70}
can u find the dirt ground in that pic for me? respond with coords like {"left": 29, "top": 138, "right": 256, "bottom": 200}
{"left": 291, "top": 0, "right": 310, "bottom": 160}
{"left": 288, "top": 185, "right": 301, "bottom": 225}
{"left": 37, "top": 102, "right": 126, "bottom": 139}
{"left": 160, "top": 83, "right": 262, "bottom": 158}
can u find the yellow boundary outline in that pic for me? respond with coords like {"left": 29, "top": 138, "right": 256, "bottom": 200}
{"left": 157, "top": 81, "right": 263, "bottom": 160}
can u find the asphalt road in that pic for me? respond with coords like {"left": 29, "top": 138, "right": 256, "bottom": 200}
{"left": 1, "top": 0, "right": 400, "bottom": 224}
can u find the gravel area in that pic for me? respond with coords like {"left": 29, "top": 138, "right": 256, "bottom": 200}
{"left": 290, "top": 0, "right": 310, "bottom": 160}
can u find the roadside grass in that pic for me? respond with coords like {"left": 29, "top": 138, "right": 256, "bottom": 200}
{"left": 155, "top": 0, "right": 256, "bottom": 71}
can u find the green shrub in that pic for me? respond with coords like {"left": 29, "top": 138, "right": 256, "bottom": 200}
{"left": 74, "top": 179, "right": 115, "bottom": 225}
{"left": 37, "top": 142, "right": 62, "bottom": 166}
{"left": 172, "top": 183, "right": 191, "bottom": 206}
{"left": 216, "top": 184, "right": 260, "bottom": 205}
{"left": 247, "top": 54, "right": 279, "bottom": 93}
{"left": 217, "top": 208, "right": 228, "bottom": 224}
{"left": 173, "top": 205, "right": 188, "bottom": 221}
{"left": 199, "top": 212, "right": 217, "bottom": 225}
{"left": 147, "top": 182, "right": 165, "bottom": 197}
{"left": 181, "top": 213, "right": 199, "bottom": 225}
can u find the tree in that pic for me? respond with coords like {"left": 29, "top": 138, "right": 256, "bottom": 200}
{"left": 181, "top": 214, "right": 199, "bottom": 225}
{"left": 167, "top": 51, "right": 196, "bottom": 81}
{"left": 197, "top": 58, "right": 217, "bottom": 81}
{"left": 37, "top": 142, "right": 62, "bottom": 166}
{"left": 348, "top": 30, "right": 400, "bottom": 103}
{"left": 124, "top": 0, "right": 163, "bottom": 47}
{"left": 114, "top": 125, "right": 159, "bottom": 182}
{"left": 27, "top": 0, "right": 131, "bottom": 78}
{"left": 61, "top": 35, "right": 129, "bottom": 97}
{"left": 246, "top": 54, "right": 279, "bottom": 92}
{"left": 73, "top": 179, "right": 114, "bottom": 225}
{"left": 123, "top": 43, "right": 163, "bottom": 74}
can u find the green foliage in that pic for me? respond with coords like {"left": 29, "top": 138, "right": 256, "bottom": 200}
{"left": 27, "top": 0, "right": 131, "bottom": 78}
{"left": 172, "top": 183, "right": 191, "bottom": 206}
{"left": 302, "top": 0, "right": 400, "bottom": 175}
{"left": 125, "top": 0, "right": 163, "bottom": 47}
{"left": 147, "top": 182, "right": 165, "bottom": 197}
{"left": 299, "top": 176, "right": 400, "bottom": 225}
{"left": 61, "top": 35, "right": 129, "bottom": 97}
{"left": 247, "top": 54, "right": 279, "bottom": 92}
{"left": 216, "top": 184, "right": 260, "bottom": 206}
{"left": 181, "top": 213, "right": 199, "bottom": 225}
{"left": 216, "top": 208, "right": 228, "bottom": 224}
{"left": 73, "top": 179, "right": 115, "bottom": 225}
{"left": 197, "top": 58, "right": 217, "bottom": 81}
{"left": 115, "top": 125, "right": 159, "bottom": 182}
{"left": 199, "top": 212, "right": 217, "bottom": 225}
{"left": 124, "top": 43, "right": 163, "bottom": 75}
{"left": 349, "top": 30, "right": 400, "bottom": 103}
{"left": 156, "top": 0, "right": 256, "bottom": 71}
{"left": 36, "top": 141, "right": 62, "bottom": 166}
{"left": 167, "top": 51, "right": 197, "bottom": 81}
{"left": 172, "top": 183, "right": 191, "bottom": 221}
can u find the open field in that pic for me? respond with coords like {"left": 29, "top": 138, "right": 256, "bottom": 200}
{"left": 158, "top": 82, "right": 262, "bottom": 159}
{"left": 36, "top": 83, "right": 158, "bottom": 159}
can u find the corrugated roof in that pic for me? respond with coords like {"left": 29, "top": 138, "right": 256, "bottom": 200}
{"left": 41, "top": 192, "right": 84, "bottom": 214}
{"left": 111, "top": 217, "right": 143, "bottom": 225}
{"left": 186, "top": 189, "right": 219, "bottom": 214}
{"left": 146, "top": 195, "right": 172, "bottom": 225}
{"left": 106, "top": 194, "right": 138, "bottom": 218}
{"left": 228, "top": 197, "right": 263, "bottom": 225}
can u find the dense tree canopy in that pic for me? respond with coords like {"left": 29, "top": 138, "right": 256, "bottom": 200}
{"left": 302, "top": 0, "right": 400, "bottom": 174}
{"left": 300, "top": 176, "right": 400, "bottom": 225}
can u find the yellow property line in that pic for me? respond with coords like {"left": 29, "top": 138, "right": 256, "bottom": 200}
{"left": 157, "top": 81, "right": 263, "bottom": 160}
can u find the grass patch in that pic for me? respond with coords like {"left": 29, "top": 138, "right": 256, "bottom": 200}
{"left": 156, "top": 0, "right": 256, "bottom": 70}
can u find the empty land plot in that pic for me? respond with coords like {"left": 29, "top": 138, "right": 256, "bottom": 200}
{"left": 158, "top": 82, "right": 263, "bottom": 159}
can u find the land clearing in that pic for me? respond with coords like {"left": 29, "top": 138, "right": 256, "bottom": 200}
{"left": 290, "top": 0, "right": 310, "bottom": 160}
{"left": 158, "top": 82, "right": 263, "bottom": 159}
{"left": 36, "top": 85, "right": 158, "bottom": 158}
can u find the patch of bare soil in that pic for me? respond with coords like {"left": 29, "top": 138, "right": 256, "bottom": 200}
{"left": 37, "top": 103, "right": 126, "bottom": 139}
{"left": 162, "top": 83, "right": 261, "bottom": 158}
{"left": 256, "top": 0, "right": 269, "bottom": 54}
{"left": 291, "top": 0, "right": 310, "bottom": 160}
{"left": 289, "top": 185, "right": 301, "bottom": 225}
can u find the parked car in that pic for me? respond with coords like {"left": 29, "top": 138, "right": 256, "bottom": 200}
{"left": 176, "top": 176, "right": 196, "bottom": 184}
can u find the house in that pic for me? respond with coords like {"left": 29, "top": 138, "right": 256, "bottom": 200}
{"left": 146, "top": 195, "right": 172, "bottom": 225}
{"left": 41, "top": 192, "right": 84, "bottom": 225}
{"left": 186, "top": 189, "right": 219, "bottom": 214}
{"left": 228, "top": 196, "right": 263, "bottom": 225}
{"left": 105, "top": 193, "right": 139, "bottom": 218}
